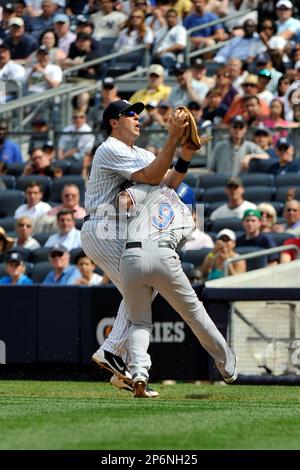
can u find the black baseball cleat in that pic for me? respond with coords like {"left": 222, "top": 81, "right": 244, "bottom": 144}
{"left": 110, "top": 374, "right": 159, "bottom": 397}
{"left": 92, "top": 349, "right": 132, "bottom": 383}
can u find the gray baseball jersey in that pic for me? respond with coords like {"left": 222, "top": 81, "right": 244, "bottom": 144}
{"left": 119, "top": 183, "right": 236, "bottom": 382}
{"left": 123, "top": 183, "right": 194, "bottom": 247}
{"left": 81, "top": 137, "right": 156, "bottom": 363}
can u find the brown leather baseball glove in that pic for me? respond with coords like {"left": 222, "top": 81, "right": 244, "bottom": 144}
{"left": 177, "top": 106, "right": 212, "bottom": 150}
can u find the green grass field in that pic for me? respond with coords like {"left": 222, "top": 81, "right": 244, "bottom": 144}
{"left": 0, "top": 380, "right": 299, "bottom": 450}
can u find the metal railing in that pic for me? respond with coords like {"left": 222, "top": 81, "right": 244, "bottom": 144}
{"left": 62, "top": 44, "right": 150, "bottom": 79}
{"left": 223, "top": 244, "right": 300, "bottom": 277}
{"left": 184, "top": 9, "right": 254, "bottom": 64}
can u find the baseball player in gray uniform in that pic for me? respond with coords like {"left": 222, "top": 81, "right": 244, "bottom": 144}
{"left": 81, "top": 100, "right": 193, "bottom": 395}
{"left": 117, "top": 182, "right": 237, "bottom": 397}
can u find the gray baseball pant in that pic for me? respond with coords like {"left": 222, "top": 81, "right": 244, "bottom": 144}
{"left": 119, "top": 245, "right": 236, "bottom": 380}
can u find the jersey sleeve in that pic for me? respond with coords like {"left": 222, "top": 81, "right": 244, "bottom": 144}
{"left": 96, "top": 139, "right": 155, "bottom": 180}
{"left": 125, "top": 184, "right": 149, "bottom": 207}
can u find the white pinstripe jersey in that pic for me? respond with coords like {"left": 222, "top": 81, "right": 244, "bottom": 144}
{"left": 85, "top": 136, "right": 155, "bottom": 213}
{"left": 124, "top": 184, "right": 195, "bottom": 248}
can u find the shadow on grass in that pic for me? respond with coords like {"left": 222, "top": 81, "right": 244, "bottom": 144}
{"left": 184, "top": 394, "right": 211, "bottom": 400}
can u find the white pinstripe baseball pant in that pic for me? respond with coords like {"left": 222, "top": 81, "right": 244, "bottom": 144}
{"left": 81, "top": 219, "right": 133, "bottom": 364}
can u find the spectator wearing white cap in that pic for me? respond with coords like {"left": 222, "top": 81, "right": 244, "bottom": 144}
{"left": 53, "top": 13, "right": 76, "bottom": 55}
{"left": 25, "top": 44, "right": 63, "bottom": 93}
{"left": 275, "top": 0, "right": 300, "bottom": 41}
{"left": 4, "top": 17, "right": 38, "bottom": 64}
{"left": 200, "top": 228, "right": 246, "bottom": 281}
{"left": 129, "top": 63, "right": 171, "bottom": 105}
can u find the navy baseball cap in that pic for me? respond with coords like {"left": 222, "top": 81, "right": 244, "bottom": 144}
{"left": 230, "top": 115, "right": 245, "bottom": 126}
{"left": 276, "top": 137, "right": 291, "bottom": 149}
{"left": 174, "top": 63, "right": 189, "bottom": 75}
{"left": 256, "top": 53, "right": 271, "bottom": 65}
{"left": 6, "top": 251, "right": 24, "bottom": 264}
{"left": 102, "top": 100, "right": 144, "bottom": 130}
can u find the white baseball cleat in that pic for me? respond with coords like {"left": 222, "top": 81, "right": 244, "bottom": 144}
{"left": 110, "top": 374, "right": 159, "bottom": 397}
{"left": 223, "top": 354, "right": 238, "bottom": 384}
{"left": 132, "top": 373, "right": 157, "bottom": 398}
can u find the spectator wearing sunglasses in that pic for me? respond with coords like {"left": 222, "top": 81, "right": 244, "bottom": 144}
{"left": 42, "top": 244, "right": 81, "bottom": 285}
{"left": 273, "top": 199, "right": 300, "bottom": 236}
{"left": 13, "top": 216, "right": 41, "bottom": 251}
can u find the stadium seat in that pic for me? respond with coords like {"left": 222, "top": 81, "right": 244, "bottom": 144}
{"left": 208, "top": 217, "right": 243, "bottom": 233}
{"left": 16, "top": 175, "right": 52, "bottom": 201}
{"left": 203, "top": 187, "right": 227, "bottom": 203}
{"left": 0, "top": 175, "right": 16, "bottom": 189}
{"left": 7, "top": 246, "right": 31, "bottom": 261}
{"left": 75, "top": 218, "right": 84, "bottom": 230}
{"left": 31, "top": 261, "right": 52, "bottom": 283}
{"left": 29, "top": 247, "right": 50, "bottom": 263}
{"left": 266, "top": 201, "right": 284, "bottom": 216}
{"left": 181, "top": 248, "right": 212, "bottom": 268}
{"left": 0, "top": 216, "right": 16, "bottom": 232}
{"left": 241, "top": 173, "right": 274, "bottom": 187}
{"left": 235, "top": 245, "right": 267, "bottom": 271}
{"left": 194, "top": 187, "right": 204, "bottom": 201}
{"left": 33, "top": 232, "right": 51, "bottom": 246}
{"left": 99, "top": 37, "right": 117, "bottom": 56}
{"left": 181, "top": 261, "right": 195, "bottom": 278}
{"left": 106, "top": 49, "right": 145, "bottom": 77}
{"left": 204, "top": 200, "right": 224, "bottom": 217}
{"left": 198, "top": 174, "right": 230, "bottom": 190}
{"left": 0, "top": 189, "right": 24, "bottom": 217}
{"left": 244, "top": 186, "right": 276, "bottom": 202}
{"left": 275, "top": 186, "right": 300, "bottom": 202}
{"left": 51, "top": 160, "right": 70, "bottom": 174}
{"left": 48, "top": 176, "right": 86, "bottom": 203}
{"left": 248, "top": 158, "right": 277, "bottom": 173}
{"left": 70, "top": 247, "right": 84, "bottom": 264}
{"left": 6, "top": 163, "right": 25, "bottom": 176}
{"left": 183, "top": 173, "right": 198, "bottom": 187}
{"left": 275, "top": 173, "right": 300, "bottom": 187}
{"left": 204, "top": 61, "right": 222, "bottom": 77}
{"left": 68, "top": 161, "right": 83, "bottom": 175}
{"left": 271, "top": 232, "right": 296, "bottom": 246}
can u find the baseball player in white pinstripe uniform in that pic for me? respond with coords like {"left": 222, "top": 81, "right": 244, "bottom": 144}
{"left": 117, "top": 182, "right": 237, "bottom": 397}
{"left": 81, "top": 100, "right": 193, "bottom": 396}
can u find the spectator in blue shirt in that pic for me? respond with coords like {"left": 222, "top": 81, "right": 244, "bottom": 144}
{"left": 0, "top": 120, "right": 23, "bottom": 163}
{"left": 268, "top": 138, "right": 300, "bottom": 175}
{"left": 0, "top": 251, "right": 33, "bottom": 285}
{"left": 183, "top": 0, "right": 226, "bottom": 50}
{"left": 42, "top": 244, "right": 81, "bottom": 285}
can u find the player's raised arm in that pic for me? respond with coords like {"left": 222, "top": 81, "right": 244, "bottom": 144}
{"left": 130, "top": 109, "right": 189, "bottom": 185}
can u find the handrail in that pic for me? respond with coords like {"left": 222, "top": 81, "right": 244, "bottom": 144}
{"left": 184, "top": 9, "right": 254, "bottom": 64}
{"left": 223, "top": 244, "right": 300, "bottom": 277}
{"left": 62, "top": 44, "right": 149, "bottom": 78}
{"left": 187, "top": 9, "right": 253, "bottom": 36}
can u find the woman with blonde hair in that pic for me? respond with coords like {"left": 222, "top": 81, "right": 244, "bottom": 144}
{"left": 257, "top": 203, "right": 277, "bottom": 233}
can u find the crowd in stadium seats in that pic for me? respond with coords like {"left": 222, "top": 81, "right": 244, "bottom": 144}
{"left": 1, "top": 0, "right": 300, "bottom": 284}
